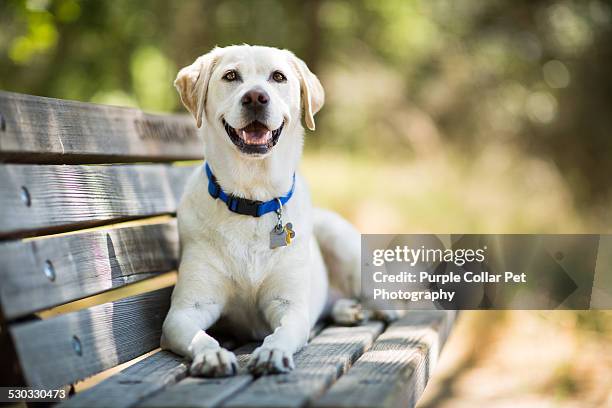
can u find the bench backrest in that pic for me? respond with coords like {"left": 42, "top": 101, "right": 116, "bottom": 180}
{"left": 0, "top": 91, "right": 200, "bottom": 388}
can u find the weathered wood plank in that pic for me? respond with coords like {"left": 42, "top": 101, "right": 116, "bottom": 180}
{"left": 0, "top": 91, "right": 202, "bottom": 164}
{"left": 313, "top": 311, "right": 457, "bottom": 408}
{"left": 0, "top": 220, "right": 179, "bottom": 320}
{"left": 140, "top": 375, "right": 253, "bottom": 408}
{"left": 0, "top": 163, "right": 196, "bottom": 238}
{"left": 221, "top": 322, "right": 384, "bottom": 408}
{"left": 137, "top": 343, "right": 255, "bottom": 408}
{"left": 59, "top": 350, "right": 189, "bottom": 408}
{"left": 9, "top": 287, "right": 173, "bottom": 388}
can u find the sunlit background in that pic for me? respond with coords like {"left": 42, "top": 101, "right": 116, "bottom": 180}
{"left": 1, "top": 0, "right": 611, "bottom": 406}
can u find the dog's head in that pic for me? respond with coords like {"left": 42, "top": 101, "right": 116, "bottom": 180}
{"left": 175, "top": 45, "right": 324, "bottom": 157}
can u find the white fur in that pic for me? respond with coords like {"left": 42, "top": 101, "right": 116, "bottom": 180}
{"left": 161, "top": 45, "right": 369, "bottom": 377}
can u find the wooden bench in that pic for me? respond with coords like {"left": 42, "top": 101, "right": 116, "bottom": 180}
{"left": 0, "top": 90, "right": 457, "bottom": 408}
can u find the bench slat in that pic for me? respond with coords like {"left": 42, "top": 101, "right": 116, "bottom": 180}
{"left": 0, "top": 163, "right": 195, "bottom": 238}
{"left": 222, "top": 322, "right": 384, "bottom": 408}
{"left": 0, "top": 91, "right": 202, "bottom": 164}
{"left": 313, "top": 311, "right": 457, "bottom": 408}
{"left": 141, "top": 375, "right": 253, "bottom": 408}
{"left": 0, "top": 220, "right": 179, "bottom": 320}
{"left": 9, "top": 287, "right": 173, "bottom": 388}
{"left": 59, "top": 351, "right": 188, "bottom": 408}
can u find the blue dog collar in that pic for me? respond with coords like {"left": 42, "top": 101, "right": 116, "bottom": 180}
{"left": 204, "top": 163, "right": 295, "bottom": 217}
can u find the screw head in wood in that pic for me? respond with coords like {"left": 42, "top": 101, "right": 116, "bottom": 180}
{"left": 20, "top": 186, "right": 31, "bottom": 207}
{"left": 44, "top": 260, "right": 56, "bottom": 281}
{"left": 72, "top": 335, "right": 82, "bottom": 356}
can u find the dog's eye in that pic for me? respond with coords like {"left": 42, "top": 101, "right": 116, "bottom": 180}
{"left": 222, "top": 70, "right": 238, "bottom": 82}
{"left": 271, "top": 71, "right": 287, "bottom": 83}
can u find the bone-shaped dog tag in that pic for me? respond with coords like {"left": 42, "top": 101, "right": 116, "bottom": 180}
{"left": 284, "top": 222, "right": 296, "bottom": 245}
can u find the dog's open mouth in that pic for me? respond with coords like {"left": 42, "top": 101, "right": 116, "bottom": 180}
{"left": 223, "top": 119, "right": 284, "bottom": 155}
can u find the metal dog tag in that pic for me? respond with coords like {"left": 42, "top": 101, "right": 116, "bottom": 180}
{"left": 270, "top": 225, "right": 288, "bottom": 249}
{"left": 269, "top": 200, "right": 296, "bottom": 249}
{"left": 269, "top": 223, "right": 296, "bottom": 249}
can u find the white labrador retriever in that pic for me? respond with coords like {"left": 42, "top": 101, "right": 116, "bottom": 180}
{"left": 161, "top": 45, "right": 387, "bottom": 377}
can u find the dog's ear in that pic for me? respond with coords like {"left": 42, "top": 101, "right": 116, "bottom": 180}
{"left": 174, "top": 49, "right": 220, "bottom": 128}
{"left": 289, "top": 53, "right": 324, "bottom": 131}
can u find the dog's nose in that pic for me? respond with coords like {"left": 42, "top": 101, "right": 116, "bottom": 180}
{"left": 241, "top": 88, "right": 269, "bottom": 107}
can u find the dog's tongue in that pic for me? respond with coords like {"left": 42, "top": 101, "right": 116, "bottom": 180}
{"left": 240, "top": 122, "right": 271, "bottom": 145}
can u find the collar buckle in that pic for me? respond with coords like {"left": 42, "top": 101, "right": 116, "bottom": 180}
{"left": 227, "top": 196, "right": 262, "bottom": 217}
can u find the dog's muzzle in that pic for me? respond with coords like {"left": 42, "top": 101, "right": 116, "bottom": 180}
{"left": 223, "top": 119, "right": 284, "bottom": 155}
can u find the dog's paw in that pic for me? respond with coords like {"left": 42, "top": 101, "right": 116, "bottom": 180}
{"left": 247, "top": 346, "right": 295, "bottom": 375}
{"left": 332, "top": 298, "right": 372, "bottom": 326}
{"left": 190, "top": 347, "right": 238, "bottom": 377}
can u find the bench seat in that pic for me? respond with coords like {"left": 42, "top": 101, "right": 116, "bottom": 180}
{"left": 0, "top": 91, "right": 456, "bottom": 408}
{"left": 61, "top": 312, "right": 455, "bottom": 408}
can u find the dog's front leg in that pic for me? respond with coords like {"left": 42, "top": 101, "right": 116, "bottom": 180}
{"left": 161, "top": 257, "right": 237, "bottom": 377}
{"left": 247, "top": 278, "right": 311, "bottom": 375}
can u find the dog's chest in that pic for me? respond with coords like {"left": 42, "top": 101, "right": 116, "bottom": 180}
{"left": 209, "top": 217, "right": 288, "bottom": 339}
{"left": 201, "top": 208, "right": 285, "bottom": 282}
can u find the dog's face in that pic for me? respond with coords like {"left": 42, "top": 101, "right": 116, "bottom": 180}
{"left": 175, "top": 45, "right": 324, "bottom": 157}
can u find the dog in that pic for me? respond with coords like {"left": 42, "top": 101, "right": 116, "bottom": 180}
{"left": 161, "top": 45, "right": 395, "bottom": 377}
